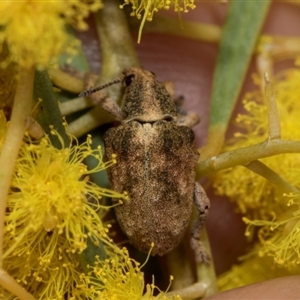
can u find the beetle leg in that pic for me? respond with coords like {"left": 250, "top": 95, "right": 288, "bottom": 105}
{"left": 163, "top": 80, "right": 200, "bottom": 128}
{"left": 84, "top": 74, "right": 122, "bottom": 120}
{"left": 190, "top": 182, "right": 211, "bottom": 264}
{"left": 177, "top": 112, "right": 200, "bottom": 128}
{"left": 163, "top": 81, "right": 175, "bottom": 97}
{"left": 92, "top": 93, "right": 122, "bottom": 120}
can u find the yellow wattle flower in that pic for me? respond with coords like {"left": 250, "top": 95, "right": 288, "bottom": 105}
{"left": 92, "top": 247, "right": 179, "bottom": 300}
{"left": 120, "top": 0, "right": 196, "bottom": 43}
{"left": 243, "top": 192, "right": 300, "bottom": 268}
{"left": 212, "top": 66, "right": 300, "bottom": 283}
{"left": 0, "top": 0, "right": 102, "bottom": 69}
{"left": 218, "top": 254, "right": 300, "bottom": 292}
{"left": 213, "top": 68, "right": 300, "bottom": 220}
{"left": 2, "top": 123, "right": 128, "bottom": 298}
{"left": 121, "top": 0, "right": 196, "bottom": 20}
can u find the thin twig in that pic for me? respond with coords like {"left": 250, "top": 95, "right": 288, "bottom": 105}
{"left": 0, "top": 269, "right": 36, "bottom": 300}
{"left": 166, "top": 282, "right": 206, "bottom": 299}
{"left": 195, "top": 228, "right": 219, "bottom": 298}
{"left": 48, "top": 68, "right": 84, "bottom": 93}
{"left": 68, "top": 106, "right": 114, "bottom": 137}
{"left": 196, "top": 139, "right": 300, "bottom": 179}
{"left": 264, "top": 73, "right": 281, "bottom": 140}
{"left": 0, "top": 67, "right": 34, "bottom": 267}
{"left": 245, "top": 160, "right": 299, "bottom": 194}
{"left": 59, "top": 97, "right": 94, "bottom": 116}
{"left": 130, "top": 15, "right": 222, "bottom": 43}
{"left": 165, "top": 242, "right": 195, "bottom": 290}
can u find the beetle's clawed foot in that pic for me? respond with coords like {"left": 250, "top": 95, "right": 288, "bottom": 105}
{"left": 190, "top": 237, "right": 211, "bottom": 265}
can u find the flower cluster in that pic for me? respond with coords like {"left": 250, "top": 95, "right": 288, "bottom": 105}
{"left": 213, "top": 68, "right": 300, "bottom": 220}
{"left": 120, "top": 0, "right": 196, "bottom": 21}
{"left": 214, "top": 66, "right": 300, "bottom": 289}
{"left": 0, "top": 0, "right": 102, "bottom": 69}
{"left": 92, "top": 247, "right": 179, "bottom": 300}
{"left": 2, "top": 121, "right": 123, "bottom": 298}
{"left": 218, "top": 253, "right": 300, "bottom": 291}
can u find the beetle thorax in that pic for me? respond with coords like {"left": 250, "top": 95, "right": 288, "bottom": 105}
{"left": 121, "top": 69, "right": 178, "bottom": 123}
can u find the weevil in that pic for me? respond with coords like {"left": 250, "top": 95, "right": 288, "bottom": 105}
{"left": 80, "top": 68, "right": 210, "bottom": 263}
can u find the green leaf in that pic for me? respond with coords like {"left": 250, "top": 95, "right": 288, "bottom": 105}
{"left": 78, "top": 235, "right": 106, "bottom": 276}
{"left": 205, "top": 0, "right": 270, "bottom": 157}
{"left": 33, "top": 70, "right": 70, "bottom": 149}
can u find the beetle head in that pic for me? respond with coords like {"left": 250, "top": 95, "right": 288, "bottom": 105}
{"left": 121, "top": 68, "right": 178, "bottom": 123}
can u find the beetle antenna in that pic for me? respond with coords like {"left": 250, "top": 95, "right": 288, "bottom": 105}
{"left": 79, "top": 77, "right": 123, "bottom": 97}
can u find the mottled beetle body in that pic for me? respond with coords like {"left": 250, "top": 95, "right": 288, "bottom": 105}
{"left": 81, "top": 68, "right": 210, "bottom": 263}
{"left": 105, "top": 121, "right": 198, "bottom": 255}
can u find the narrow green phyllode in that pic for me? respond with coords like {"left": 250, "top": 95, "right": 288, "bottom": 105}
{"left": 201, "top": 0, "right": 271, "bottom": 161}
